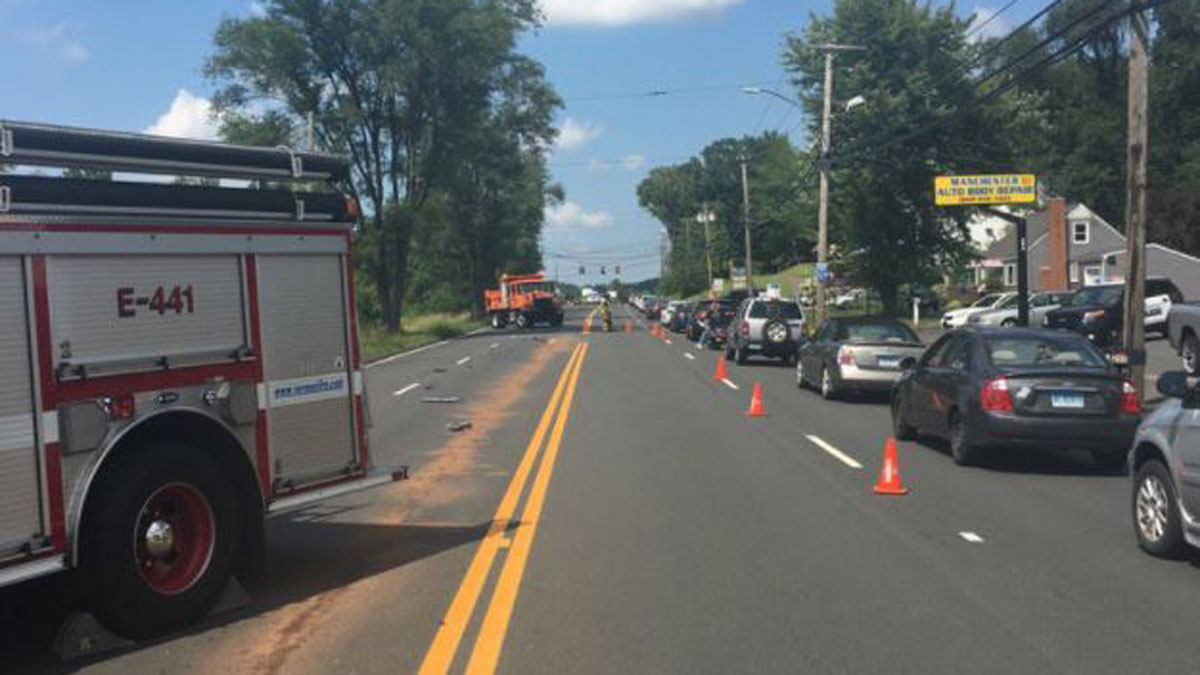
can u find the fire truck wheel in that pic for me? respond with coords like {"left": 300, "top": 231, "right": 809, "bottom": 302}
{"left": 491, "top": 312, "right": 508, "bottom": 329}
{"left": 515, "top": 312, "right": 531, "bottom": 329}
{"left": 79, "top": 443, "right": 241, "bottom": 640}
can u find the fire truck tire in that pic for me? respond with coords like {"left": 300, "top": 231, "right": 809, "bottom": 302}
{"left": 491, "top": 312, "right": 508, "bottom": 329}
{"left": 515, "top": 312, "right": 531, "bottom": 329}
{"left": 78, "top": 443, "right": 241, "bottom": 640}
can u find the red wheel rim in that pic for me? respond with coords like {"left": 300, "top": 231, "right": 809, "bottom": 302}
{"left": 134, "top": 483, "right": 215, "bottom": 595}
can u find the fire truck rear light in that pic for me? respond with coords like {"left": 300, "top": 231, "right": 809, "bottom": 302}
{"left": 108, "top": 393, "right": 136, "bottom": 420}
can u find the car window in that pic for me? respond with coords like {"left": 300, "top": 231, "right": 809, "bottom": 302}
{"left": 984, "top": 336, "right": 1107, "bottom": 368}
{"left": 838, "top": 321, "right": 919, "bottom": 344}
{"left": 995, "top": 295, "right": 1019, "bottom": 309}
{"left": 921, "top": 335, "right": 954, "bottom": 368}
{"left": 973, "top": 294, "right": 1001, "bottom": 308}
{"left": 775, "top": 303, "right": 803, "bottom": 320}
{"left": 1030, "top": 295, "right": 1049, "bottom": 308}
{"left": 1068, "top": 286, "right": 1122, "bottom": 306}
{"left": 941, "top": 337, "right": 970, "bottom": 371}
{"left": 813, "top": 320, "right": 832, "bottom": 341}
{"left": 748, "top": 302, "right": 768, "bottom": 319}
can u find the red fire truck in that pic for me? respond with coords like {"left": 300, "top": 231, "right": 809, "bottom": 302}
{"left": 483, "top": 272, "right": 564, "bottom": 329}
{"left": 0, "top": 121, "right": 396, "bottom": 639}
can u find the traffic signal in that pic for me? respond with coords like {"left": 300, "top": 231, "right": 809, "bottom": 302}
{"left": 579, "top": 265, "right": 585, "bottom": 275}
{"left": 600, "top": 266, "right": 607, "bottom": 275}
{"left": 615, "top": 265, "right": 621, "bottom": 275}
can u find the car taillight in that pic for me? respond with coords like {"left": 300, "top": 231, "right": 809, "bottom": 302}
{"left": 1121, "top": 380, "right": 1141, "bottom": 414}
{"left": 740, "top": 322, "right": 750, "bottom": 337}
{"left": 107, "top": 392, "right": 136, "bottom": 420}
{"left": 837, "top": 346, "right": 856, "bottom": 366}
{"left": 980, "top": 377, "right": 1013, "bottom": 412}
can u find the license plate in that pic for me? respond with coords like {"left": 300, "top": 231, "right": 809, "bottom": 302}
{"left": 1050, "top": 392, "right": 1085, "bottom": 409}
{"left": 877, "top": 356, "right": 900, "bottom": 368}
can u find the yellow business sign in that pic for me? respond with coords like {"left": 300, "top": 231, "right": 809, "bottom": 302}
{"left": 934, "top": 174, "right": 1037, "bottom": 206}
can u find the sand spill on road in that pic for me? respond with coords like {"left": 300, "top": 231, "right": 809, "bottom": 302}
{"left": 201, "top": 337, "right": 573, "bottom": 675}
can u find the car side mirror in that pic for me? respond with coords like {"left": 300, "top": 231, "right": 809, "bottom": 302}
{"left": 900, "top": 357, "right": 918, "bottom": 372}
{"left": 1157, "top": 372, "right": 1193, "bottom": 400}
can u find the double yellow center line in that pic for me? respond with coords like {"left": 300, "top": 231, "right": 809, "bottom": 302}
{"left": 418, "top": 341, "right": 589, "bottom": 675}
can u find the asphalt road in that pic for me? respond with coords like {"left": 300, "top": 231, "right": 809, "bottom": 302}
{"left": 5, "top": 305, "right": 1200, "bottom": 674}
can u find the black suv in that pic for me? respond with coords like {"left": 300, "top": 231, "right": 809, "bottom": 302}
{"left": 1043, "top": 278, "right": 1183, "bottom": 347}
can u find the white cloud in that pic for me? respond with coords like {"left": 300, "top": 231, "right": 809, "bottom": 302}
{"left": 621, "top": 154, "right": 646, "bottom": 171}
{"left": 545, "top": 201, "right": 614, "bottom": 229}
{"left": 968, "top": 6, "right": 1012, "bottom": 42}
{"left": 145, "top": 90, "right": 220, "bottom": 140}
{"left": 587, "top": 158, "right": 610, "bottom": 173}
{"left": 539, "top": 0, "right": 744, "bottom": 26}
{"left": 26, "top": 22, "right": 88, "bottom": 64}
{"left": 61, "top": 42, "right": 88, "bottom": 63}
{"left": 554, "top": 118, "right": 604, "bottom": 153}
{"left": 248, "top": 0, "right": 267, "bottom": 17}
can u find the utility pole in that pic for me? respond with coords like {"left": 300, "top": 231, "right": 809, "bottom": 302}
{"left": 740, "top": 158, "right": 753, "bottom": 293}
{"left": 1122, "top": 0, "right": 1150, "bottom": 403}
{"left": 814, "top": 43, "right": 866, "bottom": 326}
{"left": 702, "top": 202, "right": 714, "bottom": 290}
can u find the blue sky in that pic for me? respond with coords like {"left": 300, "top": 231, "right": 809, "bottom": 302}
{"left": 0, "top": 0, "right": 1022, "bottom": 284}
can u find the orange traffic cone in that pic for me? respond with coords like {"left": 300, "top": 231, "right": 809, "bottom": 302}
{"left": 873, "top": 438, "right": 909, "bottom": 496}
{"left": 746, "top": 382, "right": 766, "bottom": 417}
{"left": 625, "top": 320, "right": 633, "bottom": 334}
{"left": 712, "top": 354, "right": 728, "bottom": 381}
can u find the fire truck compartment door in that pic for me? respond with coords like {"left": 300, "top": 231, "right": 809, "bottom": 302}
{"left": 258, "top": 255, "right": 356, "bottom": 487}
{"left": 0, "top": 257, "right": 43, "bottom": 555}
{"left": 47, "top": 254, "right": 247, "bottom": 375}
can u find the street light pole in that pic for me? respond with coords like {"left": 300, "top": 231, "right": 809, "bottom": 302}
{"left": 813, "top": 43, "right": 866, "bottom": 327}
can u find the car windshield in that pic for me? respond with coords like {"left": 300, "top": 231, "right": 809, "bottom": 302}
{"left": 840, "top": 321, "right": 919, "bottom": 343}
{"left": 1068, "top": 286, "right": 1123, "bottom": 306}
{"left": 749, "top": 302, "right": 801, "bottom": 320}
{"left": 994, "top": 295, "right": 1019, "bottom": 309}
{"left": 972, "top": 294, "right": 1001, "bottom": 308}
{"left": 984, "top": 336, "right": 1107, "bottom": 369}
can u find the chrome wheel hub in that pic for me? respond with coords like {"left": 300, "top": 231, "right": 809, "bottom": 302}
{"left": 144, "top": 519, "right": 175, "bottom": 559}
{"left": 1137, "top": 476, "right": 1170, "bottom": 543}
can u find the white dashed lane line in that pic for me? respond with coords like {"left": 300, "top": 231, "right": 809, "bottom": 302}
{"left": 393, "top": 383, "right": 420, "bottom": 398}
{"left": 721, "top": 378, "right": 740, "bottom": 391}
{"left": 804, "top": 434, "right": 864, "bottom": 469}
{"left": 684, "top": 353, "right": 696, "bottom": 361}
{"left": 456, "top": 356, "right": 472, "bottom": 366}
{"left": 959, "top": 532, "right": 985, "bottom": 543}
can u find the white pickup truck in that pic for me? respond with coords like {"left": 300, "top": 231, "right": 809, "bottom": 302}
{"left": 1168, "top": 303, "right": 1200, "bottom": 374}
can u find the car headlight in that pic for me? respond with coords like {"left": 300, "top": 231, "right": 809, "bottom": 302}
{"left": 1042, "top": 315, "right": 1051, "bottom": 326}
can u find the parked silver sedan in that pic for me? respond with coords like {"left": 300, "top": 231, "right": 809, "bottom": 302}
{"left": 969, "top": 291, "right": 1075, "bottom": 327}
{"left": 797, "top": 317, "right": 925, "bottom": 399}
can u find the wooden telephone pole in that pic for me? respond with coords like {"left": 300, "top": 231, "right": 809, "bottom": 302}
{"left": 1121, "top": 0, "right": 1150, "bottom": 403}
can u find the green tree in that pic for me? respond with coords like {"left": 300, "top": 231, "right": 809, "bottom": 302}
{"left": 784, "top": 0, "right": 991, "bottom": 311}
{"left": 206, "top": 0, "right": 553, "bottom": 332}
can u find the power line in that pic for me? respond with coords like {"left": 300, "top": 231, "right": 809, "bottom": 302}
{"left": 562, "top": 80, "right": 783, "bottom": 103}
{"left": 964, "top": 0, "right": 1020, "bottom": 41}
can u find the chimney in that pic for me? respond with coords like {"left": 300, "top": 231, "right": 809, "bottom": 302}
{"left": 1041, "top": 197, "right": 1069, "bottom": 291}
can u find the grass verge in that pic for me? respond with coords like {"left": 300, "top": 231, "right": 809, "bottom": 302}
{"left": 358, "top": 313, "right": 486, "bottom": 364}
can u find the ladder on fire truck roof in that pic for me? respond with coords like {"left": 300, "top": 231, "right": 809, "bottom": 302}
{"left": 0, "top": 120, "right": 355, "bottom": 223}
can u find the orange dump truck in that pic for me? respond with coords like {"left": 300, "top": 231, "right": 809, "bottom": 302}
{"left": 484, "top": 273, "right": 564, "bottom": 329}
